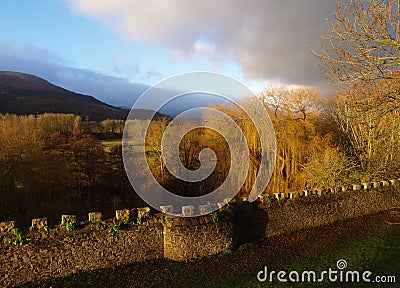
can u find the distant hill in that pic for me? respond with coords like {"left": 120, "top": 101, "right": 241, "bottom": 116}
{"left": 0, "top": 71, "right": 161, "bottom": 121}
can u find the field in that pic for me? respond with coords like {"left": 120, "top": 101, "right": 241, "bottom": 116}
{"left": 24, "top": 209, "right": 400, "bottom": 288}
{"left": 101, "top": 139, "right": 122, "bottom": 152}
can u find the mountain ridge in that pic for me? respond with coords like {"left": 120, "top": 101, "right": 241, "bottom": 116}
{"left": 0, "top": 71, "right": 161, "bottom": 121}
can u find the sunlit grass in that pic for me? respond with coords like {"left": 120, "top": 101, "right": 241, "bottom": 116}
{"left": 100, "top": 139, "right": 122, "bottom": 152}
{"left": 207, "top": 224, "right": 400, "bottom": 287}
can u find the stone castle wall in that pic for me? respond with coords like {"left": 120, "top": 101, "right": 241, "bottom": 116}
{"left": 0, "top": 219, "right": 164, "bottom": 287}
{"left": 1, "top": 179, "right": 399, "bottom": 287}
{"left": 163, "top": 216, "right": 233, "bottom": 261}
{"left": 264, "top": 185, "right": 400, "bottom": 237}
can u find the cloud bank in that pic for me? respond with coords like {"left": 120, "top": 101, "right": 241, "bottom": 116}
{"left": 65, "top": 0, "right": 334, "bottom": 95}
{"left": 0, "top": 42, "right": 149, "bottom": 107}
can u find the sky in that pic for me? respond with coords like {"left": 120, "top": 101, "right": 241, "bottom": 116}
{"left": 0, "top": 0, "right": 335, "bottom": 108}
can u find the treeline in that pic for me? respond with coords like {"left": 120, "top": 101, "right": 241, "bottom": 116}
{"left": 140, "top": 85, "right": 400, "bottom": 199}
{"left": 260, "top": 84, "right": 399, "bottom": 194}
{"left": 1, "top": 80, "right": 399, "bottom": 224}
{"left": 0, "top": 113, "right": 142, "bottom": 226}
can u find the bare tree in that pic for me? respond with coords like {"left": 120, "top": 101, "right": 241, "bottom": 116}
{"left": 302, "top": 146, "right": 359, "bottom": 188}
{"left": 259, "top": 86, "right": 285, "bottom": 117}
{"left": 329, "top": 86, "right": 400, "bottom": 179}
{"left": 313, "top": 0, "right": 400, "bottom": 107}
{"left": 261, "top": 86, "right": 321, "bottom": 120}
{"left": 283, "top": 87, "right": 321, "bottom": 120}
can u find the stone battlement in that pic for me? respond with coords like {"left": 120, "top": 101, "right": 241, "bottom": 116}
{"left": 1, "top": 178, "right": 400, "bottom": 287}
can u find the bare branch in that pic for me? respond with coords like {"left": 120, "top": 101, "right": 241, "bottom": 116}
{"left": 312, "top": 0, "right": 400, "bottom": 110}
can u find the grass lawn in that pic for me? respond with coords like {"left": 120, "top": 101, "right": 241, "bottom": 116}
{"left": 100, "top": 139, "right": 122, "bottom": 152}
{"left": 23, "top": 210, "right": 400, "bottom": 288}
{"left": 213, "top": 222, "right": 400, "bottom": 288}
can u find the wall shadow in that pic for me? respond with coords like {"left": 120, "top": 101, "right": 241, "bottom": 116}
{"left": 229, "top": 201, "right": 269, "bottom": 249}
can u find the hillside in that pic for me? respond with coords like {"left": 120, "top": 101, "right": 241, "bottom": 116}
{"left": 0, "top": 71, "right": 158, "bottom": 121}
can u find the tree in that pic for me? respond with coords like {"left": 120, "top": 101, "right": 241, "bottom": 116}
{"left": 259, "top": 86, "right": 286, "bottom": 117}
{"left": 313, "top": 0, "right": 400, "bottom": 108}
{"left": 283, "top": 87, "right": 320, "bottom": 121}
{"left": 37, "top": 113, "right": 81, "bottom": 136}
{"left": 261, "top": 86, "right": 321, "bottom": 120}
{"left": 301, "top": 146, "right": 359, "bottom": 188}
{"left": 259, "top": 87, "right": 338, "bottom": 193}
{"left": 328, "top": 85, "right": 400, "bottom": 179}
{"left": 145, "top": 117, "right": 169, "bottom": 185}
{"left": 207, "top": 92, "right": 325, "bottom": 195}
{"left": 101, "top": 119, "right": 125, "bottom": 136}
{"left": 45, "top": 131, "right": 107, "bottom": 206}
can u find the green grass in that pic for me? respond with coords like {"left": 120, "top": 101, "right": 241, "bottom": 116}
{"left": 21, "top": 222, "right": 400, "bottom": 288}
{"left": 205, "top": 225, "right": 400, "bottom": 288}
{"left": 100, "top": 139, "right": 146, "bottom": 152}
{"left": 101, "top": 139, "right": 122, "bottom": 151}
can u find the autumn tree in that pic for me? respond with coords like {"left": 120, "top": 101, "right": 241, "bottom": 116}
{"left": 258, "top": 87, "right": 326, "bottom": 192}
{"left": 36, "top": 113, "right": 81, "bottom": 136}
{"left": 145, "top": 117, "right": 169, "bottom": 185}
{"left": 301, "top": 146, "right": 359, "bottom": 188}
{"left": 259, "top": 86, "right": 286, "bottom": 117}
{"left": 327, "top": 84, "right": 400, "bottom": 180}
{"left": 199, "top": 90, "right": 321, "bottom": 196}
{"left": 311, "top": 0, "right": 400, "bottom": 182}
{"left": 283, "top": 87, "right": 321, "bottom": 120}
{"left": 46, "top": 131, "right": 107, "bottom": 203}
{"left": 0, "top": 114, "right": 74, "bottom": 224}
{"left": 101, "top": 119, "right": 125, "bottom": 136}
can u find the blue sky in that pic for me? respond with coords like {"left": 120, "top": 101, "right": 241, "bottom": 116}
{"left": 0, "top": 0, "right": 334, "bottom": 107}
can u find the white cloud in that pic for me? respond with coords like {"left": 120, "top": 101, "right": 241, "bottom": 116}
{"left": 64, "top": 0, "right": 335, "bottom": 95}
{"left": 193, "top": 40, "right": 215, "bottom": 55}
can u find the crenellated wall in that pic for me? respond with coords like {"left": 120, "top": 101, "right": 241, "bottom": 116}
{"left": 0, "top": 218, "right": 165, "bottom": 287}
{"left": 163, "top": 216, "right": 233, "bottom": 261}
{"left": 1, "top": 179, "right": 400, "bottom": 287}
{"left": 263, "top": 184, "right": 400, "bottom": 237}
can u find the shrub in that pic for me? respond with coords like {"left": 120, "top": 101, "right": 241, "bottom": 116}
{"left": 302, "top": 147, "right": 360, "bottom": 188}
{"left": 8, "top": 228, "right": 24, "bottom": 245}
{"left": 211, "top": 211, "right": 221, "bottom": 221}
{"left": 223, "top": 249, "right": 233, "bottom": 255}
{"left": 109, "top": 219, "right": 135, "bottom": 235}
{"left": 160, "top": 216, "right": 173, "bottom": 225}
{"left": 109, "top": 222, "right": 123, "bottom": 235}
{"left": 65, "top": 221, "right": 76, "bottom": 231}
